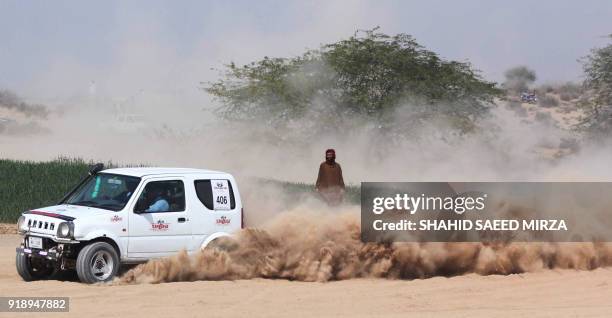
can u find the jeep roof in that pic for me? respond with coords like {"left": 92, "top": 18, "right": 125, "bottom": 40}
{"left": 101, "top": 167, "right": 225, "bottom": 178}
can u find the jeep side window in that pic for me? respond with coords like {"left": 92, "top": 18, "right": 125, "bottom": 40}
{"left": 194, "top": 180, "right": 236, "bottom": 210}
{"left": 134, "top": 180, "right": 185, "bottom": 213}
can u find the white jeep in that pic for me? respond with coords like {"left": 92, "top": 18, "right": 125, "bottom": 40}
{"left": 15, "top": 164, "right": 243, "bottom": 283}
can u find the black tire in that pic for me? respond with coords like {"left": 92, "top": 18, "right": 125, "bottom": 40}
{"left": 76, "top": 242, "right": 120, "bottom": 284}
{"left": 15, "top": 252, "right": 55, "bottom": 281}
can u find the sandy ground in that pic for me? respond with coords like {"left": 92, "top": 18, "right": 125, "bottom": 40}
{"left": 0, "top": 235, "right": 610, "bottom": 317}
{"left": 0, "top": 224, "right": 16, "bottom": 235}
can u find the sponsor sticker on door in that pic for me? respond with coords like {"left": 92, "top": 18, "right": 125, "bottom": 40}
{"left": 151, "top": 220, "right": 169, "bottom": 231}
{"left": 216, "top": 216, "right": 231, "bottom": 225}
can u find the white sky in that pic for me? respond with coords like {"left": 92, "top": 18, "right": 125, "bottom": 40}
{"left": 1, "top": 0, "right": 611, "bottom": 101}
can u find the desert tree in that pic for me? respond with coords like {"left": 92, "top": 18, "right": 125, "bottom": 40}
{"left": 204, "top": 28, "right": 500, "bottom": 136}
{"left": 502, "top": 66, "right": 537, "bottom": 93}
{"left": 581, "top": 35, "right": 612, "bottom": 135}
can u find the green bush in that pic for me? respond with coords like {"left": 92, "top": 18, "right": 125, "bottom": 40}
{"left": 558, "top": 82, "right": 584, "bottom": 101}
{"left": 255, "top": 178, "right": 360, "bottom": 205}
{"left": 0, "top": 158, "right": 91, "bottom": 222}
{"left": 538, "top": 94, "right": 560, "bottom": 108}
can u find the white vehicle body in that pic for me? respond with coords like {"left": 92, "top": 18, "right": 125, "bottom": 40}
{"left": 16, "top": 167, "right": 243, "bottom": 283}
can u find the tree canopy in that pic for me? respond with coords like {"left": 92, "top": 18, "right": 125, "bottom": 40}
{"left": 204, "top": 29, "right": 500, "bottom": 134}
{"left": 581, "top": 35, "right": 612, "bottom": 135}
{"left": 502, "top": 66, "right": 537, "bottom": 93}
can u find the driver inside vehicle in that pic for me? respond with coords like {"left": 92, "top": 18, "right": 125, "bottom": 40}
{"left": 144, "top": 184, "right": 169, "bottom": 212}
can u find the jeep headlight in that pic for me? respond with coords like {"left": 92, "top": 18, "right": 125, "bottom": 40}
{"left": 57, "top": 222, "right": 74, "bottom": 238}
{"left": 17, "top": 216, "right": 26, "bottom": 234}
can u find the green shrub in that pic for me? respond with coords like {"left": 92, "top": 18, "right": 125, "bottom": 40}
{"left": 0, "top": 158, "right": 91, "bottom": 222}
{"left": 538, "top": 94, "right": 560, "bottom": 108}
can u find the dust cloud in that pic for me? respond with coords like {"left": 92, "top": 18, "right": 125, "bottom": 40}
{"left": 0, "top": 89, "right": 49, "bottom": 118}
{"left": 116, "top": 181, "right": 612, "bottom": 284}
{"left": 118, "top": 208, "right": 612, "bottom": 284}
{"left": 2, "top": 94, "right": 611, "bottom": 183}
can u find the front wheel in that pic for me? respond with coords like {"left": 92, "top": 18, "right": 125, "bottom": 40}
{"left": 76, "top": 242, "right": 119, "bottom": 284}
{"left": 16, "top": 252, "right": 56, "bottom": 281}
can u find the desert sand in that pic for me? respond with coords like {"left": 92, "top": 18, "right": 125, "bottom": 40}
{"left": 1, "top": 234, "right": 611, "bottom": 318}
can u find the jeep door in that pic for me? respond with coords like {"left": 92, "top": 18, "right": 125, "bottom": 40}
{"left": 127, "top": 177, "right": 191, "bottom": 258}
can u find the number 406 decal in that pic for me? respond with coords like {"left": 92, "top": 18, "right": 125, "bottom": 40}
{"left": 216, "top": 196, "right": 228, "bottom": 205}
{"left": 211, "top": 179, "right": 231, "bottom": 210}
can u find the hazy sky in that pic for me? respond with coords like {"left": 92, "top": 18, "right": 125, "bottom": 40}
{"left": 1, "top": 0, "right": 611, "bottom": 100}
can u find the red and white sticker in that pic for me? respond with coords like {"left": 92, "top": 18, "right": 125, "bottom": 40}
{"left": 216, "top": 216, "right": 231, "bottom": 225}
{"left": 151, "top": 220, "right": 169, "bottom": 231}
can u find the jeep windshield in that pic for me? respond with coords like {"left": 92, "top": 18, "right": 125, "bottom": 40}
{"left": 64, "top": 173, "right": 141, "bottom": 211}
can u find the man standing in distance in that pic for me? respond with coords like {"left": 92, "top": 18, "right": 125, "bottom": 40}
{"left": 315, "top": 149, "right": 345, "bottom": 206}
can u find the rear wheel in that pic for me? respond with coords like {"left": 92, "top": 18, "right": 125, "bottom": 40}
{"left": 15, "top": 252, "right": 56, "bottom": 281}
{"left": 76, "top": 242, "right": 119, "bottom": 284}
{"left": 203, "top": 236, "right": 238, "bottom": 252}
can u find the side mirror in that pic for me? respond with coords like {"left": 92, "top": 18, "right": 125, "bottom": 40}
{"left": 89, "top": 163, "right": 104, "bottom": 175}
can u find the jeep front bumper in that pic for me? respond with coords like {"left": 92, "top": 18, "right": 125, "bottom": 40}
{"left": 16, "top": 247, "right": 59, "bottom": 261}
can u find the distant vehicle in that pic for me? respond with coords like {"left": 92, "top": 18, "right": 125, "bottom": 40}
{"left": 16, "top": 164, "right": 243, "bottom": 283}
{"left": 520, "top": 92, "right": 537, "bottom": 104}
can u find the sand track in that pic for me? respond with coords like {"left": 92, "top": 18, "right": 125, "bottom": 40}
{"left": 1, "top": 235, "right": 611, "bottom": 317}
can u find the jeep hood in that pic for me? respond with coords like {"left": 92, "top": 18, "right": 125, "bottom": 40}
{"left": 25, "top": 204, "right": 114, "bottom": 221}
